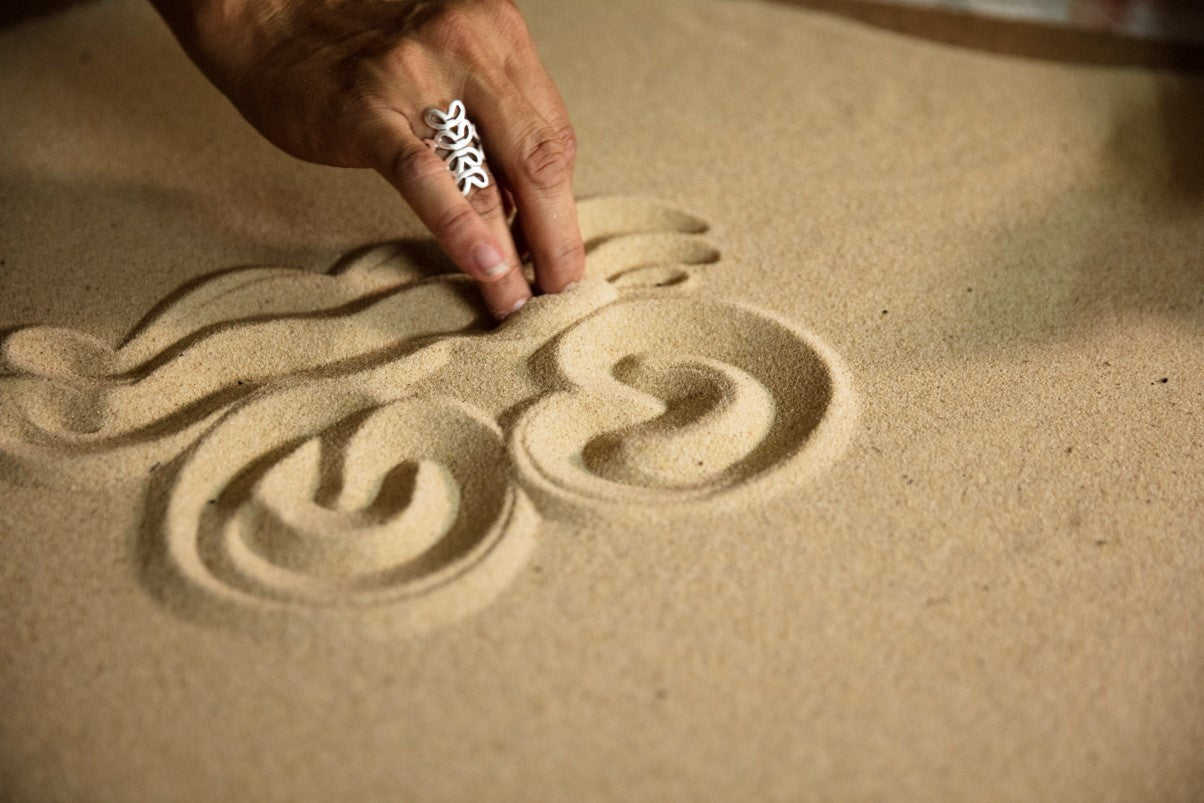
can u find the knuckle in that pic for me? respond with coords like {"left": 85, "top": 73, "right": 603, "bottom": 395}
{"left": 427, "top": 7, "right": 493, "bottom": 68}
{"left": 557, "top": 125, "right": 579, "bottom": 164}
{"left": 517, "top": 125, "right": 575, "bottom": 189}
{"left": 546, "top": 239, "right": 586, "bottom": 272}
{"left": 432, "top": 203, "right": 479, "bottom": 242}
{"left": 429, "top": 7, "right": 475, "bottom": 50}
{"left": 468, "top": 187, "right": 505, "bottom": 221}
{"left": 390, "top": 142, "right": 444, "bottom": 186}
{"left": 491, "top": 1, "right": 529, "bottom": 39}
{"left": 384, "top": 40, "right": 426, "bottom": 75}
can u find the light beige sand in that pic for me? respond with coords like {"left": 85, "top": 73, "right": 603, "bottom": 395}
{"left": 1, "top": 0, "right": 1201, "bottom": 799}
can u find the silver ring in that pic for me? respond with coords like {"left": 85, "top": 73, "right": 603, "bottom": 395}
{"left": 423, "top": 100, "right": 491, "bottom": 197}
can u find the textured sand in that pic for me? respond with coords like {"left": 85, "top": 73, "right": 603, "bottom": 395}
{"left": 1, "top": 0, "right": 1201, "bottom": 800}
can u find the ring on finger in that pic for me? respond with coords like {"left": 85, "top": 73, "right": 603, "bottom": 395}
{"left": 423, "top": 99, "right": 491, "bottom": 197}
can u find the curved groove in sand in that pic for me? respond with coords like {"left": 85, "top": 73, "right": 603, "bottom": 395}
{"left": 147, "top": 388, "right": 535, "bottom": 625}
{"left": 0, "top": 279, "right": 482, "bottom": 445}
{"left": 585, "top": 233, "right": 721, "bottom": 288}
{"left": 577, "top": 196, "right": 710, "bottom": 249}
{"left": 511, "top": 295, "right": 856, "bottom": 515}
{"left": 2, "top": 248, "right": 444, "bottom": 381}
{"left": 2, "top": 196, "right": 856, "bottom": 632}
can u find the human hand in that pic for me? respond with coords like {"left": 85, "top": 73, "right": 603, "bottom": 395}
{"left": 153, "top": 0, "right": 585, "bottom": 318}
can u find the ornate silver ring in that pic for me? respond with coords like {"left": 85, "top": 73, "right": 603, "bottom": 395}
{"left": 423, "top": 100, "right": 491, "bottom": 197}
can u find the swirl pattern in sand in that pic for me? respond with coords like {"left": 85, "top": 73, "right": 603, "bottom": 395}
{"left": 513, "top": 297, "right": 846, "bottom": 516}
{"left": 0, "top": 198, "right": 856, "bottom": 634}
{"left": 142, "top": 383, "right": 536, "bottom": 634}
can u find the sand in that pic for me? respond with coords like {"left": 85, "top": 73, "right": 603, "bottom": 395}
{"left": 1, "top": 0, "right": 1201, "bottom": 799}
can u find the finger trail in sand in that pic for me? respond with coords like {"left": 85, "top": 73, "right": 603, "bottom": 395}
{"left": 0, "top": 197, "right": 856, "bottom": 634}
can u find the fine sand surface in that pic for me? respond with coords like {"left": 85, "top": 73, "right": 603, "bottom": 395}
{"left": 1, "top": 0, "right": 1201, "bottom": 799}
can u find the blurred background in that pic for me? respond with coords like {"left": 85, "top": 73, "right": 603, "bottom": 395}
{"left": 5, "top": 0, "right": 1204, "bottom": 68}
{"left": 836, "top": 0, "right": 1204, "bottom": 43}
{"left": 776, "top": 0, "right": 1204, "bottom": 69}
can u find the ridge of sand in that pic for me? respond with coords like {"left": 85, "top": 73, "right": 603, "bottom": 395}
{"left": 0, "top": 195, "right": 855, "bottom": 635}
{"left": 2, "top": 0, "right": 1200, "bottom": 797}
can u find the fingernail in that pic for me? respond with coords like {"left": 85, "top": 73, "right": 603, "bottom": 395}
{"left": 494, "top": 296, "right": 528, "bottom": 320}
{"left": 472, "top": 242, "right": 509, "bottom": 277}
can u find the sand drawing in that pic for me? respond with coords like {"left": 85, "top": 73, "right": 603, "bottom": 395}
{"left": 0, "top": 197, "right": 856, "bottom": 634}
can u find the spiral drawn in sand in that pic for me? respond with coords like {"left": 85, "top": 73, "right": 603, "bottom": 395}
{"left": 511, "top": 296, "right": 853, "bottom": 516}
{"left": 145, "top": 383, "right": 535, "bottom": 632}
{"left": 1, "top": 197, "right": 855, "bottom": 632}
